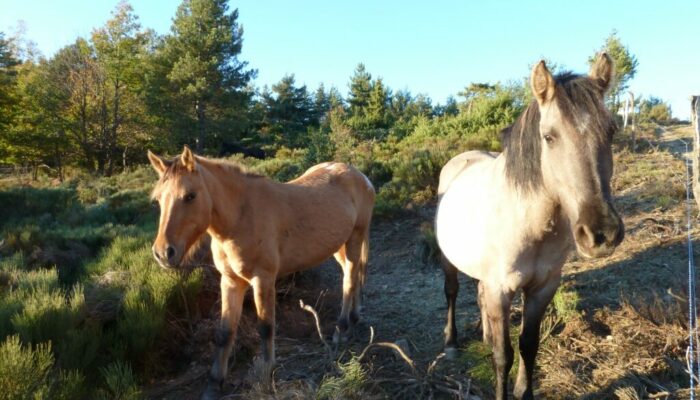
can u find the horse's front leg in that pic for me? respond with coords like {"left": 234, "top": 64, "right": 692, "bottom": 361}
{"left": 484, "top": 283, "right": 515, "bottom": 400}
{"left": 203, "top": 274, "right": 249, "bottom": 400}
{"left": 251, "top": 274, "right": 277, "bottom": 374}
{"left": 514, "top": 278, "right": 560, "bottom": 400}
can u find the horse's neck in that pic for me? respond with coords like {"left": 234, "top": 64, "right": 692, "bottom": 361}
{"left": 493, "top": 156, "right": 562, "bottom": 240}
{"left": 199, "top": 160, "right": 258, "bottom": 237}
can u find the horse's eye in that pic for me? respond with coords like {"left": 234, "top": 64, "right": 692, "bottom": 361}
{"left": 184, "top": 192, "right": 196, "bottom": 203}
{"left": 544, "top": 135, "right": 554, "bottom": 144}
{"left": 151, "top": 199, "right": 159, "bottom": 209}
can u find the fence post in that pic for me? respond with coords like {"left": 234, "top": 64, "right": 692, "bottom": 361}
{"left": 692, "top": 96, "right": 700, "bottom": 207}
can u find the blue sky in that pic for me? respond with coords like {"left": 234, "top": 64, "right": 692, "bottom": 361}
{"left": 1, "top": 0, "right": 697, "bottom": 119}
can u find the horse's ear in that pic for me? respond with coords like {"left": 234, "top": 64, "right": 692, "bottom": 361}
{"left": 181, "top": 145, "right": 197, "bottom": 172}
{"left": 530, "top": 60, "right": 556, "bottom": 105}
{"left": 147, "top": 150, "right": 170, "bottom": 177}
{"left": 589, "top": 52, "right": 614, "bottom": 94}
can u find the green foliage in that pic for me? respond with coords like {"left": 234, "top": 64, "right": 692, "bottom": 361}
{"left": 0, "top": 32, "right": 20, "bottom": 151}
{"left": 0, "top": 335, "right": 53, "bottom": 400}
{"left": 0, "top": 168, "right": 201, "bottom": 396}
{"left": 589, "top": 30, "right": 639, "bottom": 113}
{"left": 637, "top": 96, "right": 672, "bottom": 124}
{"left": 158, "top": 0, "right": 255, "bottom": 151}
{"left": 10, "top": 280, "right": 82, "bottom": 345}
{"left": 244, "top": 147, "right": 312, "bottom": 182}
{"left": 460, "top": 328, "right": 520, "bottom": 387}
{"left": 317, "top": 357, "right": 368, "bottom": 400}
{"left": 96, "top": 361, "right": 141, "bottom": 400}
{"left": 552, "top": 288, "right": 580, "bottom": 322}
{"left": 53, "top": 369, "right": 88, "bottom": 400}
{"left": 347, "top": 63, "right": 372, "bottom": 119}
{"left": 260, "top": 74, "right": 314, "bottom": 147}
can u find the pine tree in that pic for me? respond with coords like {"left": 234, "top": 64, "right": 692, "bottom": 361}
{"left": 589, "top": 31, "right": 639, "bottom": 112}
{"left": 328, "top": 87, "right": 344, "bottom": 110}
{"left": 161, "top": 0, "right": 255, "bottom": 151}
{"left": 348, "top": 63, "right": 372, "bottom": 118}
{"left": 312, "top": 83, "right": 331, "bottom": 123}
{"left": 366, "top": 78, "right": 388, "bottom": 128}
{"left": 263, "top": 74, "right": 313, "bottom": 147}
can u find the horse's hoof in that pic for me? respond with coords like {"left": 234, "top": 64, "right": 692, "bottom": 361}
{"left": 200, "top": 384, "right": 222, "bottom": 400}
{"left": 332, "top": 329, "right": 350, "bottom": 344}
{"left": 444, "top": 346, "right": 459, "bottom": 360}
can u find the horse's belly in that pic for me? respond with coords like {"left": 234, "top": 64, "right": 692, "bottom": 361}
{"left": 436, "top": 180, "right": 494, "bottom": 281}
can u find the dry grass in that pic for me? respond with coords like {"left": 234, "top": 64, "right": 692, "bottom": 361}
{"left": 535, "top": 123, "right": 697, "bottom": 399}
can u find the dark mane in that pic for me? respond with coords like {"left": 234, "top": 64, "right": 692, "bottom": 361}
{"left": 501, "top": 72, "right": 617, "bottom": 191}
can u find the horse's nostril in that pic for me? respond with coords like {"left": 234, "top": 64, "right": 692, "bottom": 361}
{"left": 166, "top": 246, "right": 176, "bottom": 260}
{"left": 593, "top": 232, "right": 606, "bottom": 247}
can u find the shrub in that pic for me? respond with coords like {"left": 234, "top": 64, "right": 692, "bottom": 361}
{"left": 96, "top": 361, "right": 141, "bottom": 400}
{"left": 245, "top": 147, "right": 311, "bottom": 182}
{"left": 0, "top": 187, "right": 78, "bottom": 229}
{"left": 317, "top": 357, "right": 368, "bottom": 400}
{"left": 0, "top": 335, "right": 53, "bottom": 400}
{"left": 52, "top": 369, "right": 87, "bottom": 400}
{"left": 11, "top": 275, "right": 83, "bottom": 346}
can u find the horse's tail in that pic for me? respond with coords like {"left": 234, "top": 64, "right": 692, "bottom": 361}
{"left": 359, "top": 224, "right": 370, "bottom": 287}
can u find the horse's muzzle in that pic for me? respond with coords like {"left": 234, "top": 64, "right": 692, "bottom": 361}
{"left": 152, "top": 244, "right": 180, "bottom": 268}
{"left": 573, "top": 206, "right": 624, "bottom": 259}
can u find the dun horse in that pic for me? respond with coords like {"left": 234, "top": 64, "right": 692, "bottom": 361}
{"left": 436, "top": 54, "right": 624, "bottom": 399}
{"left": 148, "top": 148, "right": 375, "bottom": 399}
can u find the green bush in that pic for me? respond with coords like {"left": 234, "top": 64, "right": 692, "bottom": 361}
{"left": 0, "top": 187, "right": 78, "bottom": 229}
{"left": 96, "top": 361, "right": 141, "bottom": 400}
{"left": 317, "top": 357, "right": 368, "bottom": 400}
{"left": 0, "top": 335, "right": 53, "bottom": 400}
{"left": 53, "top": 369, "right": 88, "bottom": 400}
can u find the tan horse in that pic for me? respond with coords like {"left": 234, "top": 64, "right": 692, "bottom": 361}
{"left": 147, "top": 148, "right": 375, "bottom": 399}
{"left": 436, "top": 54, "right": 624, "bottom": 400}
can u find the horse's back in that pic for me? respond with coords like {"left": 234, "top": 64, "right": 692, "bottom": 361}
{"left": 293, "top": 162, "right": 374, "bottom": 201}
{"left": 438, "top": 151, "right": 498, "bottom": 197}
{"left": 270, "top": 162, "right": 374, "bottom": 272}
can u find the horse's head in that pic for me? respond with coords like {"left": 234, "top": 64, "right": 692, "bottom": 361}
{"left": 531, "top": 53, "right": 624, "bottom": 258}
{"left": 148, "top": 146, "right": 212, "bottom": 268}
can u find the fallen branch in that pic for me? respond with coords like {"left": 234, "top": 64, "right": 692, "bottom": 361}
{"left": 357, "top": 327, "right": 416, "bottom": 372}
{"left": 299, "top": 299, "right": 332, "bottom": 356}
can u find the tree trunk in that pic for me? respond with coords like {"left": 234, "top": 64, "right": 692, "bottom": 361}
{"left": 196, "top": 99, "right": 205, "bottom": 152}
{"left": 110, "top": 78, "right": 121, "bottom": 175}
{"left": 54, "top": 136, "right": 64, "bottom": 183}
{"left": 628, "top": 92, "right": 636, "bottom": 151}
{"left": 122, "top": 144, "right": 128, "bottom": 171}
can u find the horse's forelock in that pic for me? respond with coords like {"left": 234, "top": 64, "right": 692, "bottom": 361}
{"left": 503, "top": 72, "right": 615, "bottom": 191}
{"left": 502, "top": 101, "right": 543, "bottom": 191}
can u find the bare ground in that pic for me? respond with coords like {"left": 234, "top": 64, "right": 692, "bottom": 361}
{"left": 145, "top": 124, "right": 698, "bottom": 400}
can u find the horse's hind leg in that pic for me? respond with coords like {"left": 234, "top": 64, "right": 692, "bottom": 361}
{"left": 514, "top": 279, "right": 559, "bottom": 400}
{"left": 334, "top": 229, "right": 365, "bottom": 343}
{"left": 441, "top": 254, "right": 459, "bottom": 357}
